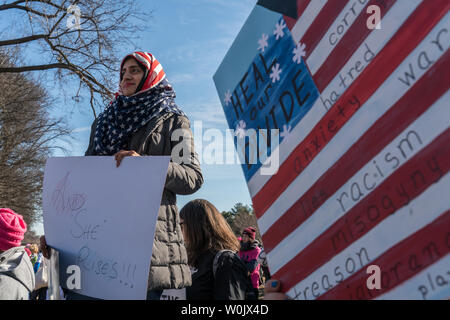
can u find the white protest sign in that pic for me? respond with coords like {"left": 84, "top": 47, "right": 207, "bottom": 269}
{"left": 160, "top": 288, "right": 186, "bottom": 300}
{"left": 43, "top": 156, "right": 170, "bottom": 300}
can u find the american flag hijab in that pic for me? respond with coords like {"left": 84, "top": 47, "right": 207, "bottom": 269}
{"left": 93, "top": 52, "right": 186, "bottom": 155}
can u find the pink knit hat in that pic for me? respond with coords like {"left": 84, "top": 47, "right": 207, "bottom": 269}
{"left": 0, "top": 208, "right": 27, "bottom": 251}
{"left": 243, "top": 227, "right": 256, "bottom": 240}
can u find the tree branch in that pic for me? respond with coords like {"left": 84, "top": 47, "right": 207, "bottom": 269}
{"left": 0, "top": 3, "right": 58, "bottom": 18}
{"left": 0, "top": 63, "right": 70, "bottom": 72}
{"left": 0, "top": 34, "right": 47, "bottom": 46}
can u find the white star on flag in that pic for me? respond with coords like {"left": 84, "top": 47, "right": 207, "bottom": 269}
{"left": 280, "top": 124, "right": 293, "bottom": 142}
{"left": 257, "top": 34, "right": 269, "bottom": 53}
{"left": 270, "top": 63, "right": 282, "bottom": 83}
{"left": 274, "top": 20, "right": 286, "bottom": 40}
{"left": 293, "top": 42, "right": 307, "bottom": 64}
{"left": 235, "top": 120, "right": 247, "bottom": 139}
{"left": 224, "top": 90, "right": 232, "bottom": 106}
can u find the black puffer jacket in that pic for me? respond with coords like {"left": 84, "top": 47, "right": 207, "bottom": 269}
{"left": 86, "top": 112, "right": 203, "bottom": 290}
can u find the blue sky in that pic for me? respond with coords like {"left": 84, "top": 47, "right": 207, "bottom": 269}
{"left": 1, "top": 0, "right": 259, "bottom": 235}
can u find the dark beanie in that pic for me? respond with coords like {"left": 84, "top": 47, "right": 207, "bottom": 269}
{"left": 243, "top": 227, "right": 256, "bottom": 240}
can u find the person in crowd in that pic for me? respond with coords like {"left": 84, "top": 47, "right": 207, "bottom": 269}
{"left": 40, "top": 51, "right": 203, "bottom": 300}
{"left": 239, "top": 226, "right": 261, "bottom": 299}
{"left": 30, "top": 247, "right": 48, "bottom": 300}
{"left": 0, "top": 208, "right": 35, "bottom": 300}
{"left": 180, "top": 199, "right": 255, "bottom": 300}
{"left": 29, "top": 244, "right": 39, "bottom": 269}
{"left": 257, "top": 246, "right": 271, "bottom": 281}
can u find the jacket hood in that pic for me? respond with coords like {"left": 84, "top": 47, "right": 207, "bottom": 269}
{"left": 0, "top": 246, "right": 35, "bottom": 293}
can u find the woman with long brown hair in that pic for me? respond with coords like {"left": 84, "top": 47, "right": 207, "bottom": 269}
{"left": 180, "top": 199, "right": 255, "bottom": 300}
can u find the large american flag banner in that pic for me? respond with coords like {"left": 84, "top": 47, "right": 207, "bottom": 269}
{"left": 214, "top": 0, "right": 449, "bottom": 300}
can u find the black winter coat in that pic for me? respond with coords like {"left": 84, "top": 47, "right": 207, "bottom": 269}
{"left": 186, "top": 250, "right": 248, "bottom": 300}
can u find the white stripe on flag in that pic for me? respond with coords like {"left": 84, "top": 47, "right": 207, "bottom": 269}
{"left": 285, "top": 173, "right": 450, "bottom": 299}
{"left": 258, "top": 15, "right": 450, "bottom": 235}
{"left": 376, "top": 255, "right": 450, "bottom": 300}
{"left": 246, "top": 0, "right": 422, "bottom": 197}
{"left": 306, "top": 0, "right": 367, "bottom": 75}
{"left": 290, "top": 0, "right": 328, "bottom": 44}
{"left": 268, "top": 90, "right": 450, "bottom": 275}
{"left": 320, "top": 0, "right": 422, "bottom": 111}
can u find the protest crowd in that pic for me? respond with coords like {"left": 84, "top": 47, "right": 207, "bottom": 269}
{"left": 0, "top": 206, "right": 275, "bottom": 300}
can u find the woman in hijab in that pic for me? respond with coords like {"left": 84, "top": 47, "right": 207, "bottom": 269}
{"left": 42, "top": 52, "right": 203, "bottom": 300}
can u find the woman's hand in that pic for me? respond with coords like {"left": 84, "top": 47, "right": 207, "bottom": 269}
{"left": 264, "top": 279, "right": 290, "bottom": 300}
{"left": 114, "top": 150, "right": 140, "bottom": 167}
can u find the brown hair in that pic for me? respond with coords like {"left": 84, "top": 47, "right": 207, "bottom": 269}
{"left": 180, "top": 199, "right": 240, "bottom": 267}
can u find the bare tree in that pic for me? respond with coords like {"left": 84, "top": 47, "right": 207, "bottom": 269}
{"left": 222, "top": 203, "right": 263, "bottom": 245}
{"left": 0, "top": 0, "right": 149, "bottom": 117}
{"left": 22, "top": 229, "right": 41, "bottom": 244}
{"left": 0, "top": 50, "right": 70, "bottom": 226}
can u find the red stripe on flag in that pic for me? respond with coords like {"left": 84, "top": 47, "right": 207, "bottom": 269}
{"left": 273, "top": 128, "right": 450, "bottom": 293}
{"left": 252, "top": 0, "right": 449, "bottom": 220}
{"left": 313, "top": 0, "right": 397, "bottom": 92}
{"left": 318, "top": 211, "right": 450, "bottom": 300}
{"left": 262, "top": 50, "right": 450, "bottom": 252}
{"left": 284, "top": 0, "right": 312, "bottom": 30}
{"left": 300, "top": 0, "right": 349, "bottom": 57}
